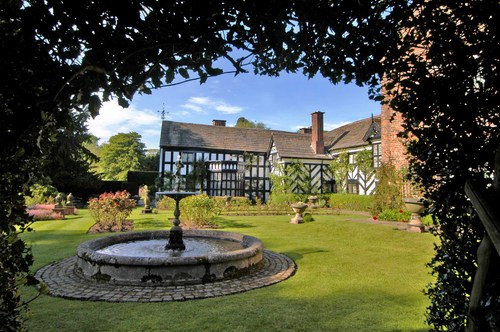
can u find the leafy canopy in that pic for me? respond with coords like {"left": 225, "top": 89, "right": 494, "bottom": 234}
{"left": 98, "top": 132, "right": 146, "bottom": 181}
{"left": 1, "top": 1, "right": 498, "bottom": 330}
{"left": 235, "top": 117, "right": 269, "bottom": 129}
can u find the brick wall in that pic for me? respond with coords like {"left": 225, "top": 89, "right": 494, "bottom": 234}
{"left": 381, "top": 102, "right": 408, "bottom": 169}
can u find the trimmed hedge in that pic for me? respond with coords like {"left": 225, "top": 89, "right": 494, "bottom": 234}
{"left": 328, "top": 193, "right": 373, "bottom": 212}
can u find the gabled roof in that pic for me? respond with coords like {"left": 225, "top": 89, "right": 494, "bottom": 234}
{"left": 160, "top": 121, "right": 277, "bottom": 153}
{"left": 270, "top": 132, "right": 332, "bottom": 160}
{"left": 327, "top": 116, "right": 381, "bottom": 152}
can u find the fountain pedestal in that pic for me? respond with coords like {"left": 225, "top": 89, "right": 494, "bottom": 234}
{"left": 165, "top": 194, "right": 186, "bottom": 250}
{"left": 156, "top": 191, "right": 197, "bottom": 250}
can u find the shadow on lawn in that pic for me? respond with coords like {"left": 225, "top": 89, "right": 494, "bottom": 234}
{"left": 283, "top": 248, "right": 329, "bottom": 261}
{"left": 217, "top": 218, "right": 255, "bottom": 229}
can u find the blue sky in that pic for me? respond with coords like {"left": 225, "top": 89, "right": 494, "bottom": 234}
{"left": 86, "top": 72, "right": 381, "bottom": 149}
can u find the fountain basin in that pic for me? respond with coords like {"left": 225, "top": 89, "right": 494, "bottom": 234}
{"left": 76, "top": 230, "right": 264, "bottom": 285}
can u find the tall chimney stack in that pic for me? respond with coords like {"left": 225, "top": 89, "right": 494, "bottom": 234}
{"left": 311, "top": 111, "right": 325, "bottom": 154}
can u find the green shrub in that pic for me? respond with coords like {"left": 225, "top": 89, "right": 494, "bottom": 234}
{"left": 25, "top": 183, "right": 58, "bottom": 207}
{"left": 180, "top": 194, "right": 221, "bottom": 228}
{"left": 228, "top": 196, "right": 252, "bottom": 208}
{"left": 303, "top": 212, "right": 315, "bottom": 222}
{"left": 87, "top": 191, "right": 136, "bottom": 231}
{"left": 155, "top": 196, "right": 175, "bottom": 210}
{"left": 328, "top": 193, "right": 373, "bottom": 212}
{"left": 371, "top": 162, "right": 404, "bottom": 215}
{"left": 268, "top": 193, "right": 301, "bottom": 208}
{"left": 421, "top": 214, "right": 434, "bottom": 226}
{"left": 377, "top": 209, "right": 411, "bottom": 222}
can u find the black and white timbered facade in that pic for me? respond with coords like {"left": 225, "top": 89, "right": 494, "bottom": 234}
{"left": 159, "top": 113, "right": 382, "bottom": 201}
{"left": 159, "top": 120, "right": 273, "bottom": 201}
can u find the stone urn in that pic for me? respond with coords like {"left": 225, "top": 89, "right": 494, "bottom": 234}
{"left": 290, "top": 202, "right": 308, "bottom": 224}
{"left": 404, "top": 198, "right": 426, "bottom": 233}
{"left": 52, "top": 193, "right": 66, "bottom": 219}
{"left": 308, "top": 195, "right": 319, "bottom": 209}
{"left": 65, "top": 192, "right": 76, "bottom": 215}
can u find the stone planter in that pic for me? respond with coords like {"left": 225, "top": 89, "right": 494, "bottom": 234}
{"left": 308, "top": 195, "right": 319, "bottom": 209}
{"left": 65, "top": 205, "right": 76, "bottom": 215}
{"left": 290, "top": 202, "right": 308, "bottom": 224}
{"left": 404, "top": 198, "right": 425, "bottom": 233}
{"left": 52, "top": 207, "right": 66, "bottom": 219}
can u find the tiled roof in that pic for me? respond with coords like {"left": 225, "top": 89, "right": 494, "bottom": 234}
{"left": 327, "top": 116, "right": 381, "bottom": 152}
{"left": 160, "top": 116, "right": 380, "bottom": 157}
{"left": 271, "top": 132, "right": 332, "bottom": 160}
{"left": 160, "top": 121, "right": 276, "bottom": 153}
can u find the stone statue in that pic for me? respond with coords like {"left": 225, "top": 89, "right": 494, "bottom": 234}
{"left": 55, "top": 193, "right": 63, "bottom": 208}
{"left": 140, "top": 185, "right": 151, "bottom": 209}
{"left": 66, "top": 192, "right": 74, "bottom": 206}
{"left": 174, "top": 154, "right": 184, "bottom": 191}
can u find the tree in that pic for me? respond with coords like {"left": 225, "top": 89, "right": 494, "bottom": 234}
{"left": 1, "top": 1, "right": 498, "bottom": 329}
{"left": 41, "top": 112, "right": 100, "bottom": 196}
{"left": 141, "top": 149, "right": 160, "bottom": 172}
{"left": 235, "top": 117, "right": 269, "bottom": 129}
{"left": 98, "top": 132, "right": 146, "bottom": 181}
{"left": 382, "top": 2, "right": 499, "bottom": 329}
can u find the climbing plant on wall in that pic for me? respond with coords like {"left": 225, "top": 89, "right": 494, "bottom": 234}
{"left": 329, "top": 152, "right": 351, "bottom": 193}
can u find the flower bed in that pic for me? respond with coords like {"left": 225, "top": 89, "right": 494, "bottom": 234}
{"left": 27, "top": 204, "right": 65, "bottom": 221}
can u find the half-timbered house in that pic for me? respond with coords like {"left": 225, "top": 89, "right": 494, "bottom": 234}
{"left": 159, "top": 112, "right": 381, "bottom": 201}
{"left": 159, "top": 120, "right": 279, "bottom": 201}
{"left": 326, "top": 115, "right": 381, "bottom": 194}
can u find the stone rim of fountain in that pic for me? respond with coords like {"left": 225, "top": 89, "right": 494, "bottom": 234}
{"left": 35, "top": 249, "right": 296, "bottom": 302}
{"left": 76, "top": 229, "right": 262, "bottom": 269}
{"left": 75, "top": 229, "right": 265, "bottom": 286}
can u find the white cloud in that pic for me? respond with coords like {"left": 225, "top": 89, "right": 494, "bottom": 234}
{"left": 181, "top": 103, "right": 204, "bottom": 113}
{"left": 188, "top": 96, "right": 212, "bottom": 105}
{"left": 324, "top": 121, "right": 350, "bottom": 131}
{"left": 181, "top": 96, "right": 244, "bottom": 115}
{"left": 86, "top": 99, "right": 161, "bottom": 148}
{"left": 215, "top": 104, "right": 243, "bottom": 114}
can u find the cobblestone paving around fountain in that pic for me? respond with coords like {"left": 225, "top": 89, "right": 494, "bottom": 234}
{"left": 35, "top": 250, "right": 296, "bottom": 302}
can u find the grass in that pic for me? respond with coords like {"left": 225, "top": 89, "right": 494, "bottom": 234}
{"left": 21, "top": 208, "right": 436, "bottom": 332}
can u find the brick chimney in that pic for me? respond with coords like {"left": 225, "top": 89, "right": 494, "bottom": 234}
{"left": 311, "top": 111, "right": 325, "bottom": 154}
{"left": 212, "top": 119, "right": 226, "bottom": 127}
{"left": 299, "top": 127, "right": 312, "bottom": 134}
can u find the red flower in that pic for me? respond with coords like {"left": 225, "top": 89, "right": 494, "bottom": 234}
{"left": 373, "top": 215, "right": 378, "bottom": 220}
{"left": 402, "top": 219, "right": 406, "bottom": 223}
{"left": 399, "top": 209, "right": 403, "bottom": 213}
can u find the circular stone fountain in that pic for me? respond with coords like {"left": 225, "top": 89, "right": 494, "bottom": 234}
{"left": 35, "top": 155, "right": 296, "bottom": 302}
{"left": 76, "top": 229, "right": 264, "bottom": 285}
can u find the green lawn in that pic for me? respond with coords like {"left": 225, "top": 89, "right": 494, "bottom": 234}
{"left": 21, "top": 209, "right": 435, "bottom": 332}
